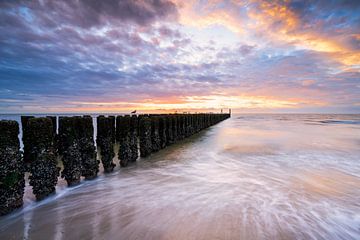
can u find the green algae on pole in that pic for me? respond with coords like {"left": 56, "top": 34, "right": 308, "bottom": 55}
{"left": 26, "top": 118, "right": 60, "bottom": 200}
{"left": 97, "top": 116, "right": 116, "bottom": 172}
{"left": 0, "top": 120, "right": 24, "bottom": 216}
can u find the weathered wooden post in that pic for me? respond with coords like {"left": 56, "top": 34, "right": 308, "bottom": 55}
{"left": 26, "top": 118, "right": 59, "bottom": 200}
{"left": 172, "top": 115, "right": 178, "bottom": 142}
{"left": 0, "top": 120, "right": 24, "bottom": 215}
{"left": 59, "top": 116, "right": 98, "bottom": 185}
{"left": 117, "top": 115, "right": 137, "bottom": 167}
{"left": 130, "top": 115, "right": 138, "bottom": 161}
{"left": 182, "top": 115, "right": 187, "bottom": 138}
{"left": 46, "top": 116, "right": 57, "bottom": 135}
{"left": 194, "top": 114, "right": 197, "bottom": 133}
{"left": 183, "top": 115, "right": 187, "bottom": 137}
{"left": 58, "top": 117, "right": 82, "bottom": 186}
{"left": 151, "top": 116, "right": 161, "bottom": 152}
{"left": 78, "top": 116, "right": 99, "bottom": 180}
{"left": 158, "top": 116, "right": 167, "bottom": 149}
{"left": 97, "top": 116, "right": 116, "bottom": 172}
{"left": 201, "top": 114, "right": 205, "bottom": 130}
{"left": 21, "top": 116, "right": 34, "bottom": 169}
{"left": 198, "top": 114, "right": 201, "bottom": 132}
{"left": 179, "top": 115, "right": 185, "bottom": 140}
{"left": 165, "top": 115, "right": 174, "bottom": 145}
{"left": 176, "top": 115, "right": 181, "bottom": 141}
{"left": 190, "top": 114, "right": 195, "bottom": 135}
{"left": 185, "top": 115, "right": 191, "bottom": 137}
{"left": 194, "top": 114, "right": 199, "bottom": 133}
{"left": 139, "top": 116, "right": 152, "bottom": 157}
{"left": 185, "top": 115, "right": 190, "bottom": 136}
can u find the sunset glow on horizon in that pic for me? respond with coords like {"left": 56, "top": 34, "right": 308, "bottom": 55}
{"left": 0, "top": 0, "right": 359, "bottom": 113}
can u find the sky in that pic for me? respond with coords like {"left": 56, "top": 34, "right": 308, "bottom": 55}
{"left": 0, "top": 0, "right": 359, "bottom": 114}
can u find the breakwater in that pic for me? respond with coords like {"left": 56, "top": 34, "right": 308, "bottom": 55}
{"left": 0, "top": 113, "right": 230, "bottom": 215}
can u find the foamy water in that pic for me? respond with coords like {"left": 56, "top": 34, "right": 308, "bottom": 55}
{"left": 0, "top": 114, "right": 360, "bottom": 239}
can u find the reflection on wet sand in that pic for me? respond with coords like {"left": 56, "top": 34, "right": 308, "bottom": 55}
{"left": 223, "top": 144, "right": 276, "bottom": 155}
{"left": 292, "top": 169, "right": 360, "bottom": 198}
{"left": 0, "top": 114, "right": 360, "bottom": 239}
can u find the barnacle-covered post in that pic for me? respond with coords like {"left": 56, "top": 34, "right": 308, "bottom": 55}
{"left": 27, "top": 118, "right": 59, "bottom": 200}
{"left": 21, "top": 116, "right": 34, "bottom": 169}
{"left": 97, "top": 115, "right": 116, "bottom": 172}
{"left": 151, "top": 116, "right": 161, "bottom": 152}
{"left": 0, "top": 120, "right": 24, "bottom": 215}
{"left": 139, "top": 116, "right": 152, "bottom": 157}
{"left": 58, "top": 117, "right": 82, "bottom": 186}
{"left": 78, "top": 116, "right": 99, "bottom": 180}
{"left": 165, "top": 115, "right": 174, "bottom": 145}
{"left": 158, "top": 116, "right": 167, "bottom": 149}
{"left": 117, "top": 115, "right": 132, "bottom": 167}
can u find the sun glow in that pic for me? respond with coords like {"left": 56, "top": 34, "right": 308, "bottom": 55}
{"left": 63, "top": 95, "right": 321, "bottom": 113}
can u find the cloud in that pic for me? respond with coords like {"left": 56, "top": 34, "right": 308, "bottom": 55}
{"left": 0, "top": 0, "right": 178, "bottom": 28}
{"left": 0, "top": 0, "right": 359, "bottom": 113}
{"left": 176, "top": 0, "right": 360, "bottom": 66}
{"left": 173, "top": 0, "right": 245, "bottom": 33}
{"left": 301, "top": 80, "right": 316, "bottom": 87}
{"left": 249, "top": 0, "right": 360, "bottom": 66}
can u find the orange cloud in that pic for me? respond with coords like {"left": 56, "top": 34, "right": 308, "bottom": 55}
{"left": 247, "top": 0, "right": 360, "bottom": 66}
{"left": 174, "top": 0, "right": 360, "bottom": 67}
{"left": 173, "top": 0, "right": 245, "bottom": 33}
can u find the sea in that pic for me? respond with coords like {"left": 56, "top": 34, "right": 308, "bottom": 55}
{"left": 0, "top": 114, "right": 359, "bottom": 239}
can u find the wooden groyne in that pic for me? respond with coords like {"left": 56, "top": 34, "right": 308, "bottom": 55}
{"left": 0, "top": 113, "right": 230, "bottom": 215}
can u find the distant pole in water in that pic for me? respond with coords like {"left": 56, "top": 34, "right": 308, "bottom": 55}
{"left": 229, "top": 109, "right": 231, "bottom": 115}
{"left": 221, "top": 109, "right": 223, "bottom": 113}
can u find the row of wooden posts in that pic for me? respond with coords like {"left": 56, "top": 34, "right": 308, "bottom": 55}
{"left": 0, "top": 113, "right": 230, "bottom": 216}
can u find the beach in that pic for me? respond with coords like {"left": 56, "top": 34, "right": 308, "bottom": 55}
{"left": 0, "top": 114, "right": 359, "bottom": 239}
